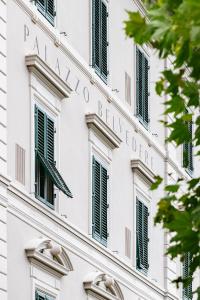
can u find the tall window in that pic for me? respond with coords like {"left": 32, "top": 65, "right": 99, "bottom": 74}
{"left": 35, "top": 106, "right": 72, "bottom": 208}
{"left": 35, "top": 0, "right": 55, "bottom": 25}
{"left": 136, "top": 47, "right": 149, "bottom": 127}
{"left": 136, "top": 198, "right": 149, "bottom": 273}
{"left": 92, "top": 0, "right": 108, "bottom": 83}
{"left": 183, "top": 253, "right": 192, "bottom": 300}
{"left": 36, "top": 290, "right": 55, "bottom": 300}
{"left": 92, "top": 156, "right": 108, "bottom": 246}
{"left": 183, "top": 120, "right": 193, "bottom": 173}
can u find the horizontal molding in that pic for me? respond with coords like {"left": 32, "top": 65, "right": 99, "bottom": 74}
{"left": 25, "top": 54, "right": 72, "bottom": 99}
{"left": 86, "top": 113, "right": 122, "bottom": 149}
{"left": 6, "top": 180, "right": 169, "bottom": 299}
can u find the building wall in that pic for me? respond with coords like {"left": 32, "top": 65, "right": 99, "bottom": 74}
{"left": 2, "top": 0, "right": 199, "bottom": 300}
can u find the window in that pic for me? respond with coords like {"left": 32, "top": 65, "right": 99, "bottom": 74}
{"left": 183, "top": 120, "right": 193, "bottom": 173}
{"left": 35, "top": 105, "right": 72, "bottom": 208}
{"left": 35, "top": 0, "right": 55, "bottom": 26}
{"left": 92, "top": 0, "right": 108, "bottom": 83}
{"left": 36, "top": 290, "right": 55, "bottom": 300}
{"left": 136, "top": 47, "right": 149, "bottom": 127}
{"left": 136, "top": 198, "right": 149, "bottom": 273}
{"left": 92, "top": 156, "right": 108, "bottom": 246}
{"left": 183, "top": 253, "right": 192, "bottom": 300}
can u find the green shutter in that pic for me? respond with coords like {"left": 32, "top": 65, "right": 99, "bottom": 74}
{"left": 101, "top": 165, "right": 108, "bottom": 243}
{"left": 183, "top": 253, "right": 192, "bottom": 300}
{"left": 37, "top": 152, "right": 73, "bottom": 198}
{"left": 35, "top": 105, "right": 73, "bottom": 199}
{"left": 36, "top": 0, "right": 45, "bottom": 12}
{"left": 183, "top": 120, "right": 193, "bottom": 173}
{"left": 92, "top": 156, "right": 108, "bottom": 246}
{"left": 101, "top": 1, "right": 108, "bottom": 81}
{"left": 143, "top": 56, "right": 149, "bottom": 124}
{"left": 35, "top": 106, "right": 45, "bottom": 157}
{"left": 46, "top": 116, "right": 54, "bottom": 164}
{"left": 136, "top": 47, "right": 149, "bottom": 126}
{"left": 93, "top": 0, "right": 100, "bottom": 71}
{"left": 46, "top": 0, "right": 55, "bottom": 24}
{"left": 92, "top": 0, "right": 108, "bottom": 82}
{"left": 35, "top": 290, "right": 55, "bottom": 300}
{"left": 92, "top": 157, "right": 101, "bottom": 239}
{"left": 188, "top": 121, "right": 193, "bottom": 172}
{"left": 36, "top": 0, "right": 55, "bottom": 25}
{"left": 136, "top": 198, "right": 149, "bottom": 272}
{"left": 136, "top": 48, "right": 143, "bottom": 119}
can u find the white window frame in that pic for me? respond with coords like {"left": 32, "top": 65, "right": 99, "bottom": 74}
{"left": 30, "top": 80, "right": 61, "bottom": 212}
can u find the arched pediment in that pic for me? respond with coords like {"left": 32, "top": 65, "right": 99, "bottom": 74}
{"left": 25, "top": 237, "right": 73, "bottom": 277}
{"left": 83, "top": 271, "right": 124, "bottom": 300}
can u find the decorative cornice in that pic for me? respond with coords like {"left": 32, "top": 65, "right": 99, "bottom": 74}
{"left": 84, "top": 271, "right": 124, "bottom": 300}
{"left": 25, "top": 237, "right": 73, "bottom": 278}
{"left": 131, "top": 159, "right": 155, "bottom": 185}
{"left": 86, "top": 113, "right": 122, "bottom": 149}
{"left": 25, "top": 54, "right": 72, "bottom": 99}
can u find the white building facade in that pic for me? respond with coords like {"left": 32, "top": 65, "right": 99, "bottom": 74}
{"left": 0, "top": 1, "right": 199, "bottom": 300}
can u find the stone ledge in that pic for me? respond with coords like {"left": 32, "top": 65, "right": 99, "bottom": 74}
{"left": 86, "top": 113, "right": 122, "bottom": 149}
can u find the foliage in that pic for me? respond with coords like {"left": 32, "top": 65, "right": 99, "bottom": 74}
{"left": 125, "top": 0, "right": 200, "bottom": 298}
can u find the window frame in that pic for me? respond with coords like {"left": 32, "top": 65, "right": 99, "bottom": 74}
{"left": 35, "top": 105, "right": 55, "bottom": 209}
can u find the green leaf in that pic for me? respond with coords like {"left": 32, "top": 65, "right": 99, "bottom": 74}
{"left": 165, "top": 184, "right": 180, "bottom": 193}
{"left": 150, "top": 175, "right": 163, "bottom": 190}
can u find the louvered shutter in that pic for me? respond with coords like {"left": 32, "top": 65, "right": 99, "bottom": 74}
{"left": 183, "top": 253, "right": 192, "bottom": 300}
{"left": 101, "top": 1, "right": 108, "bottom": 80}
{"left": 93, "top": 0, "right": 100, "bottom": 71}
{"left": 46, "top": 116, "right": 54, "bottom": 164}
{"left": 36, "top": 0, "right": 45, "bottom": 12}
{"left": 136, "top": 48, "right": 149, "bottom": 126}
{"left": 143, "top": 204, "right": 149, "bottom": 270}
{"left": 183, "top": 120, "right": 193, "bottom": 173}
{"left": 136, "top": 48, "right": 143, "bottom": 119}
{"left": 101, "top": 165, "right": 108, "bottom": 244}
{"left": 136, "top": 198, "right": 149, "bottom": 271}
{"left": 92, "top": 157, "right": 101, "bottom": 240}
{"left": 35, "top": 106, "right": 45, "bottom": 157}
{"left": 92, "top": 0, "right": 108, "bottom": 82}
{"left": 188, "top": 121, "right": 193, "bottom": 172}
{"left": 35, "top": 106, "right": 54, "bottom": 162}
{"left": 143, "top": 56, "right": 149, "bottom": 124}
{"left": 46, "top": 0, "right": 55, "bottom": 24}
{"left": 92, "top": 157, "right": 108, "bottom": 246}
